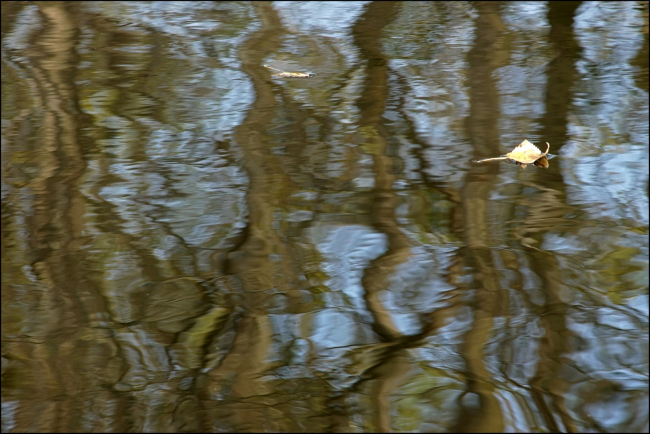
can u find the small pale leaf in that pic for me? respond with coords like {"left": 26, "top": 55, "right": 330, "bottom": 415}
{"left": 505, "top": 140, "right": 550, "bottom": 164}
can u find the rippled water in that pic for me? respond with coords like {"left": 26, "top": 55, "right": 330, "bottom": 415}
{"left": 2, "top": 1, "right": 648, "bottom": 432}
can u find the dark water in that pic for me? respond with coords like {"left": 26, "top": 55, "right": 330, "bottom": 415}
{"left": 1, "top": 1, "right": 648, "bottom": 432}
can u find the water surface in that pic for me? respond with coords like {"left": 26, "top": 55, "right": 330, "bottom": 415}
{"left": 1, "top": 1, "right": 648, "bottom": 432}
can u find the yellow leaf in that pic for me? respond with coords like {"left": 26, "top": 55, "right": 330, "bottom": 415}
{"left": 506, "top": 140, "right": 550, "bottom": 164}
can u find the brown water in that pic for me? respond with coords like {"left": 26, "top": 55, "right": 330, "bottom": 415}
{"left": 1, "top": 1, "right": 648, "bottom": 432}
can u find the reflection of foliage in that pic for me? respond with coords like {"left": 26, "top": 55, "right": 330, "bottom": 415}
{"left": 177, "top": 306, "right": 231, "bottom": 369}
{"left": 597, "top": 246, "right": 646, "bottom": 303}
{"left": 358, "top": 126, "right": 382, "bottom": 155}
{"left": 393, "top": 366, "right": 465, "bottom": 432}
{"left": 427, "top": 190, "right": 455, "bottom": 237}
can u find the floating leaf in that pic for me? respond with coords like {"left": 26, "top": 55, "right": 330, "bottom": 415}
{"left": 533, "top": 155, "right": 549, "bottom": 169}
{"left": 264, "top": 64, "right": 316, "bottom": 78}
{"left": 505, "top": 140, "right": 550, "bottom": 169}
{"left": 473, "top": 140, "right": 551, "bottom": 170}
